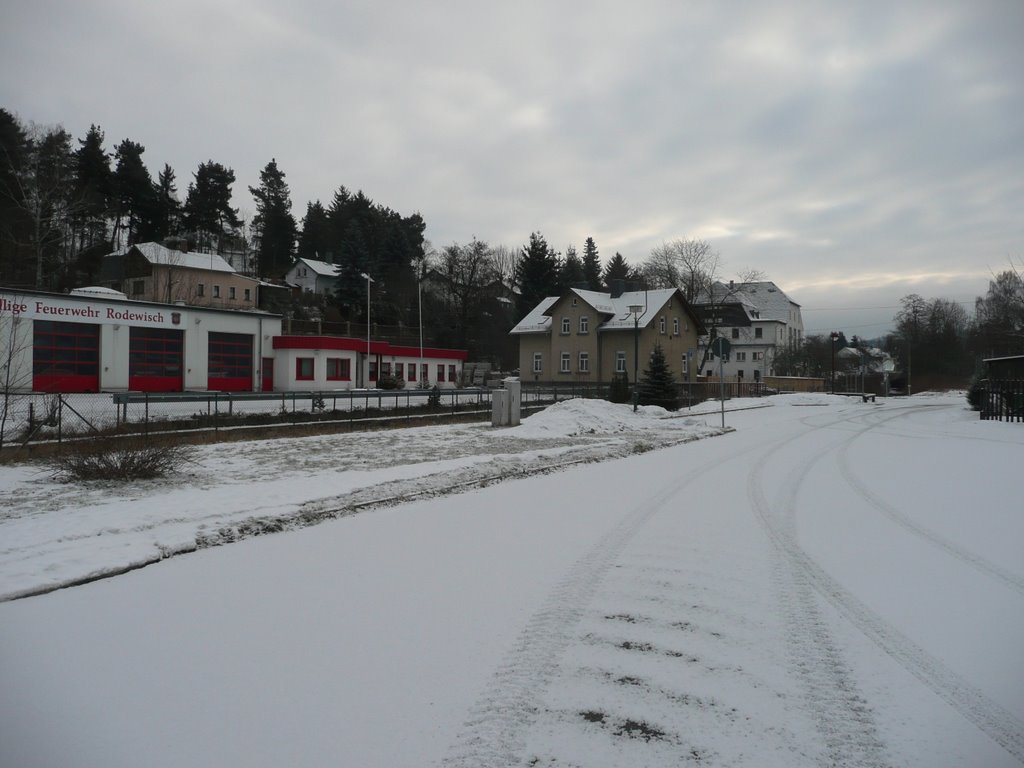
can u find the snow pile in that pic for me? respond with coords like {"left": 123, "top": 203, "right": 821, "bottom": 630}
{"left": 503, "top": 398, "right": 679, "bottom": 438}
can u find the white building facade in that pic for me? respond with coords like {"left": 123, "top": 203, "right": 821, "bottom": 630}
{"left": 1, "top": 287, "right": 466, "bottom": 394}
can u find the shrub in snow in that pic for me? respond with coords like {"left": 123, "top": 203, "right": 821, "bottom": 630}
{"left": 966, "top": 378, "right": 985, "bottom": 411}
{"left": 608, "top": 372, "right": 631, "bottom": 404}
{"left": 53, "top": 437, "right": 194, "bottom": 481}
{"left": 428, "top": 385, "right": 442, "bottom": 409}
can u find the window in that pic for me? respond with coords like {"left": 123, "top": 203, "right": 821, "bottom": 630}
{"left": 369, "top": 361, "right": 378, "bottom": 381}
{"left": 448, "top": 364, "right": 457, "bottom": 383}
{"left": 731, "top": 328, "right": 739, "bottom": 339}
{"left": 197, "top": 283, "right": 205, "bottom": 297}
{"left": 681, "top": 355, "right": 688, "bottom": 374}
{"left": 579, "top": 315, "right": 589, "bottom": 334}
{"left": 615, "top": 351, "right": 626, "bottom": 373}
{"left": 561, "top": 317, "right": 571, "bottom": 334}
{"left": 673, "top": 317, "right": 680, "bottom": 336}
{"left": 736, "top": 351, "right": 746, "bottom": 362}
{"left": 381, "top": 362, "right": 391, "bottom": 377}
{"left": 421, "top": 363, "right": 429, "bottom": 382}
{"left": 326, "top": 358, "right": 350, "bottom": 381}
{"left": 229, "top": 286, "right": 236, "bottom": 300}
{"left": 296, "top": 357, "right": 314, "bottom": 381}
{"left": 560, "top": 352, "right": 571, "bottom": 373}
{"left": 407, "top": 363, "right": 416, "bottom": 382}
{"left": 533, "top": 352, "right": 543, "bottom": 373}
{"left": 659, "top": 316, "right": 666, "bottom": 334}
{"left": 737, "top": 369, "right": 744, "bottom": 379}
{"left": 244, "top": 288, "right": 251, "bottom": 301}
{"left": 213, "top": 285, "right": 221, "bottom": 298}
{"left": 437, "top": 364, "right": 445, "bottom": 382}
{"left": 753, "top": 351, "right": 763, "bottom": 361}
{"left": 393, "top": 363, "right": 403, "bottom": 379}
{"left": 132, "top": 280, "right": 145, "bottom": 296}
{"left": 755, "top": 327, "right": 763, "bottom": 339}
{"left": 579, "top": 352, "right": 589, "bottom": 373}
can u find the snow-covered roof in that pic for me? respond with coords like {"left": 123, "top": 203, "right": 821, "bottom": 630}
{"left": 594, "top": 288, "right": 678, "bottom": 330}
{"left": 115, "top": 242, "right": 237, "bottom": 273}
{"left": 296, "top": 257, "right": 341, "bottom": 277}
{"left": 510, "top": 296, "right": 557, "bottom": 334}
{"left": 511, "top": 288, "right": 693, "bottom": 334}
{"left": 735, "top": 281, "right": 799, "bottom": 321}
{"left": 69, "top": 286, "right": 128, "bottom": 300}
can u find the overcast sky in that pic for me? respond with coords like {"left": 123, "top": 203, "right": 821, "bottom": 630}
{"left": 3, "top": 1, "right": 1022, "bottom": 337}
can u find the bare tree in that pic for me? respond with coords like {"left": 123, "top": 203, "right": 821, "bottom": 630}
{"left": 642, "top": 238, "right": 720, "bottom": 301}
{"left": 0, "top": 294, "right": 34, "bottom": 449}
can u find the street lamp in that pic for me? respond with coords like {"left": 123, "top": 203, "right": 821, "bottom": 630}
{"left": 628, "top": 304, "right": 644, "bottom": 412}
{"left": 830, "top": 331, "right": 839, "bottom": 394}
{"left": 361, "top": 272, "right": 374, "bottom": 387}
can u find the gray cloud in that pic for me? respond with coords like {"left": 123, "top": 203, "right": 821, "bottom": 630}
{"left": 2, "top": 0, "right": 1021, "bottom": 336}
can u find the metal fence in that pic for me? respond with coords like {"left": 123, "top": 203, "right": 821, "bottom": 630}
{"left": 0, "top": 379, "right": 778, "bottom": 450}
{"left": 978, "top": 379, "right": 1024, "bottom": 422}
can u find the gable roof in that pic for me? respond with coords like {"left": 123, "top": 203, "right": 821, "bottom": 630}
{"left": 511, "top": 287, "right": 705, "bottom": 335}
{"left": 116, "top": 242, "right": 237, "bottom": 273}
{"left": 295, "top": 257, "right": 341, "bottom": 277}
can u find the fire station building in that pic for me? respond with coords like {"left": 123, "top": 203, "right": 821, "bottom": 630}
{"left": 1, "top": 287, "right": 466, "bottom": 393}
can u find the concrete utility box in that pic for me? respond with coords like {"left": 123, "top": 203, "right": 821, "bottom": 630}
{"left": 491, "top": 377, "right": 522, "bottom": 427}
{"left": 492, "top": 388, "right": 510, "bottom": 426}
{"left": 504, "top": 377, "right": 521, "bottom": 426}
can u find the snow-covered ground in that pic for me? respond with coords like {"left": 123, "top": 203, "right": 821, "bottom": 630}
{"left": 1, "top": 393, "right": 1022, "bottom": 767}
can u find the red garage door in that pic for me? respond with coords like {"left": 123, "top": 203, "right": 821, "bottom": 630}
{"left": 207, "top": 332, "right": 254, "bottom": 391}
{"left": 129, "top": 327, "right": 183, "bottom": 392}
{"left": 32, "top": 320, "right": 100, "bottom": 392}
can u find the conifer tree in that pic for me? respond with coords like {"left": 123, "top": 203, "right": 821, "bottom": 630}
{"left": 582, "top": 236, "right": 602, "bottom": 290}
{"left": 560, "top": 244, "right": 585, "bottom": 290}
{"left": 111, "top": 139, "right": 157, "bottom": 247}
{"left": 296, "top": 200, "right": 332, "bottom": 261}
{"left": 71, "top": 124, "right": 111, "bottom": 251}
{"left": 249, "top": 158, "right": 296, "bottom": 278}
{"left": 515, "top": 231, "right": 560, "bottom": 316}
{"left": 183, "top": 160, "right": 241, "bottom": 253}
{"left": 638, "top": 344, "right": 679, "bottom": 410}
{"left": 602, "top": 251, "right": 636, "bottom": 288}
{"left": 153, "top": 164, "right": 180, "bottom": 242}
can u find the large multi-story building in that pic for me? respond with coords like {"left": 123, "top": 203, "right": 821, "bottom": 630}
{"left": 692, "top": 280, "right": 803, "bottom": 382}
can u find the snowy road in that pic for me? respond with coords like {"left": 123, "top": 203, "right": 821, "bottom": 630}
{"left": 1, "top": 394, "right": 1022, "bottom": 767}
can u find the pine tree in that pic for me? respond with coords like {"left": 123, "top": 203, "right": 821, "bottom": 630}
{"left": 71, "top": 124, "right": 111, "bottom": 252}
{"left": 249, "top": 158, "right": 297, "bottom": 278}
{"left": 111, "top": 139, "right": 157, "bottom": 247}
{"left": 515, "top": 231, "right": 560, "bottom": 316}
{"left": 153, "top": 164, "right": 180, "bottom": 242}
{"left": 183, "top": 160, "right": 241, "bottom": 253}
{"left": 560, "top": 244, "right": 585, "bottom": 289}
{"left": 602, "top": 251, "right": 635, "bottom": 288}
{"left": 296, "top": 200, "right": 332, "bottom": 261}
{"left": 582, "top": 236, "right": 602, "bottom": 291}
{"left": 0, "top": 109, "right": 32, "bottom": 285}
{"left": 638, "top": 344, "right": 679, "bottom": 410}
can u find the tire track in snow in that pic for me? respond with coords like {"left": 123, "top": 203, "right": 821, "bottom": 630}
{"left": 836, "top": 436, "right": 1024, "bottom": 597}
{"left": 750, "top": 408, "right": 1024, "bottom": 765}
{"left": 751, "top": 431, "right": 890, "bottom": 768}
{"left": 440, "top": 414, "right": 860, "bottom": 768}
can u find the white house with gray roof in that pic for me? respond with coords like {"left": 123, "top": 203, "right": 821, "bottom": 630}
{"left": 692, "top": 280, "right": 803, "bottom": 381}
{"left": 285, "top": 257, "right": 341, "bottom": 295}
